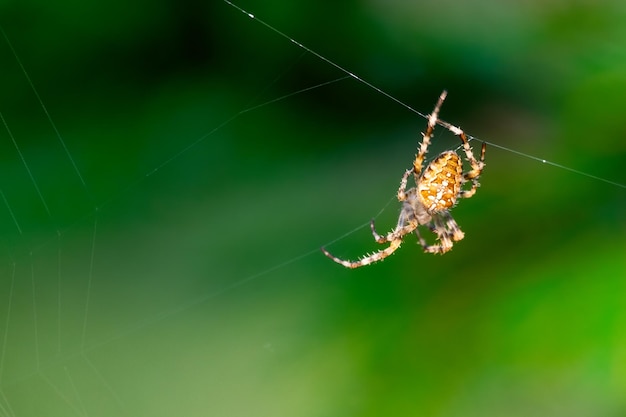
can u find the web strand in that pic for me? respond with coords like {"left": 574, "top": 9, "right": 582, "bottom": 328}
{"left": 0, "top": 389, "right": 16, "bottom": 417}
{"left": 0, "top": 112, "right": 53, "bottom": 218}
{"left": 80, "top": 215, "right": 98, "bottom": 350}
{"left": 0, "top": 191, "right": 21, "bottom": 236}
{"left": 221, "top": 0, "right": 626, "bottom": 190}
{"left": 81, "top": 353, "right": 127, "bottom": 414}
{"left": 30, "top": 254, "right": 40, "bottom": 372}
{"left": 0, "top": 263, "right": 15, "bottom": 384}
{"left": 0, "top": 25, "right": 91, "bottom": 201}
{"left": 39, "top": 372, "right": 85, "bottom": 417}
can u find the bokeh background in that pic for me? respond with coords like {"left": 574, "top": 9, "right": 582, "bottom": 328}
{"left": 0, "top": 0, "right": 625, "bottom": 416}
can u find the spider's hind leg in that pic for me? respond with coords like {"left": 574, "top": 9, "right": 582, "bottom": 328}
{"left": 458, "top": 142, "right": 486, "bottom": 199}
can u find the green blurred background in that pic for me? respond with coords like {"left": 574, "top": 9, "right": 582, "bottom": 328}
{"left": 0, "top": 0, "right": 625, "bottom": 415}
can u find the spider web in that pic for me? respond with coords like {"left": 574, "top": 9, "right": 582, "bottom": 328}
{"left": 0, "top": 1, "right": 625, "bottom": 416}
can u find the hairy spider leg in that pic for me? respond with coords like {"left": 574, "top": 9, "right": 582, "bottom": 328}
{"left": 412, "top": 90, "right": 448, "bottom": 183}
{"left": 436, "top": 120, "right": 487, "bottom": 199}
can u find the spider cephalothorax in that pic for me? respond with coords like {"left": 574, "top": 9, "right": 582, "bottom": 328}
{"left": 322, "top": 91, "right": 486, "bottom": 268}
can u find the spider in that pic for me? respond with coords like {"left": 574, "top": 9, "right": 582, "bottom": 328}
{"left": 322, "top": 90, "right": 486, "bottom": 268}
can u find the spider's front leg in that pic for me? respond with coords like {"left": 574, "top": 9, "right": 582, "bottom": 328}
{"left": 411, "top": 90, "right": 447, "bottom": 183}
{"left": 396, "top": 168, "right": 413, "bottom": 202}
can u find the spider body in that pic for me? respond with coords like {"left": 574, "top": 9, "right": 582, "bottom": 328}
{"left": 418, "top": 151, "right": 463, "bottom": 212}
{"left": 322, "top": 91, "right": 486, "bottom": 268}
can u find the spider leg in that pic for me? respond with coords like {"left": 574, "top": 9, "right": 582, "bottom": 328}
{"left": 418, "top": 216, "right": 452, "bottom": 254}
{"left": 414, "top": 227, "right": 429, "bottom": 250}
{"left": 322, "top": 235, "right": 406, "bottom": 269}
{"left": 322, "top": 219, "right": 418, "bottom": 268}
{"left": 370, "top": 216, "right": 417, "bottom": 244}
{"left": 442, "top": 211, "right": 465, "bottom": 242}
{"left": 458, "top": 141, "right": 486, "bottom": 198}
{"left": 370, "top": 218, "right": 389, "bottom": 243}
{"left": 397, "top": 169, "right": 413, "bottom": 201}
{"left": 412, "top": 91, "right": 447, "bottom": 183}
{"left": 437, "top": 120, "right": 486, "bottom": 200}
{"left": 417, "top": 212, "right": 463, "bottom": 254}
{"left": 459, "top": 184, "right": 479, "bottom": 199}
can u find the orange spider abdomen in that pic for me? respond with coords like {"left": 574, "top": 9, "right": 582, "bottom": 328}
{"left": 418, "top": 151, "right": 463, "bottom": 212}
